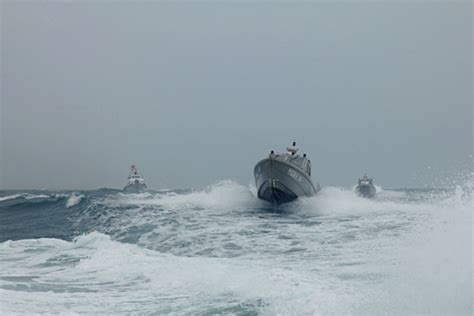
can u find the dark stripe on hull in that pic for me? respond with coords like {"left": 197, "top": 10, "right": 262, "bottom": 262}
{"left": 254, "top": 158, "right": 317, "bottom": 205}
{"left": 356, "top": 185, "right": 376, "bottom": 198}
{"left": 257, "top": 179, "right": 298, "bottom": 205}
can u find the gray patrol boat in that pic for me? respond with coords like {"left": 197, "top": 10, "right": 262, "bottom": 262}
{"left": 355, "top": 174, "right": 376, "bottom": 198}
{"left": 123, "top": 165, "right": 147, "bottom": 193}
{"left": 254, "top": 142, "right": 320, "bottom": 205}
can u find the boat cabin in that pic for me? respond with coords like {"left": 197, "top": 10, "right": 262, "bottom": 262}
{"left": 270, "top": 142, "right": 312, "bottom": 176}
{"left": 128, "top": 165, "right": 145, "bottom": 184}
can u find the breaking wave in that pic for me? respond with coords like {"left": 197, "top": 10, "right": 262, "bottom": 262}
{"left": 0, "top": 175, "right": 472, "bottom": 315}
{"left": 0, "top": 232, "right": 349, "bottom": 315}
{"left": 66, "top": 193, "right": 84, "bottom": 208}
{"left": 0, "top": 192, "right": 84, "bottom": 209}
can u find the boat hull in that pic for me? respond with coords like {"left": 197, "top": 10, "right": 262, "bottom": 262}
{"left": 254, "top": 158, "right": 317, "bottom": 205}
{"left": 356, "top": 185, "right": 376, "bottom": 198}
{"left": 123, "top": 183, "right": 147, "bottom": 193}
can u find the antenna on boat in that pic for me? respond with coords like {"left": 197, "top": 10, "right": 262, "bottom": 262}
{"left": 287, "top": 141, "right": 299, "bottom": 155}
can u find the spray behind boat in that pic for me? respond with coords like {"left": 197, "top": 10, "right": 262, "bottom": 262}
{"left": 254, "top": 141, "right": 320, "bottom": 205}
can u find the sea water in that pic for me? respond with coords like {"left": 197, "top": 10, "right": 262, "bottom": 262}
{"left": 0, "top": 179, "right": 472, "bottom": 315}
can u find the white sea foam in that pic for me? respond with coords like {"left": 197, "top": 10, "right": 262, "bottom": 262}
{"left": 0, "top": 193, "right": 50, "bottom": 202}
{"left": 283, "top": 186, "right": 429, "bottom": 217}
{"left": 379, "top": 183, "right": 473, "bottom": 314}
{"left": 0, "top": 194, "right": 23, "bottom": 202}
{"left": 66, "top": 193, "right": 84, "bottom": 208}
{"left": 103, "top": 180, "right": 264, "bottom": 210}
{"left": 0, "top": 232, "right": 368, "bottom": 315}
{"left": 99, "top": 181, "right": 417, "bottom": 216}
{"left": 1, "top": 178, "right": 471, "bottom": 315}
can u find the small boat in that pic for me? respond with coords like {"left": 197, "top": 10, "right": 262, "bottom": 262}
{"left": 356, "top": 174, "right": 376, "bottom": 198}
{"left": 123, "top": 165, "right": 147, "bottom": 193}
{"left": 254, "top": 142, "right": 320, "bottom": 205}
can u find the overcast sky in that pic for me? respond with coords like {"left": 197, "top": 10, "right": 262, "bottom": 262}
{"left": 1, "top": 1, "right": 472, "bottom": 190}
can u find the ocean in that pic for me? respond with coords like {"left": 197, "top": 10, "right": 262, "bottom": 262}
{"left": 0, "top": 180, "right": 472, "bottom": 315}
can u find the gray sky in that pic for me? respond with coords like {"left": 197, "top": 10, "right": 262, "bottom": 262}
{"left": 1, "top": 1, "right": 472, "bottom": 190}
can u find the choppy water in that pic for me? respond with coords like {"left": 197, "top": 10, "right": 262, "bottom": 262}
{"left": 0, "top": 179, "right": 472, "bottom": 315}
